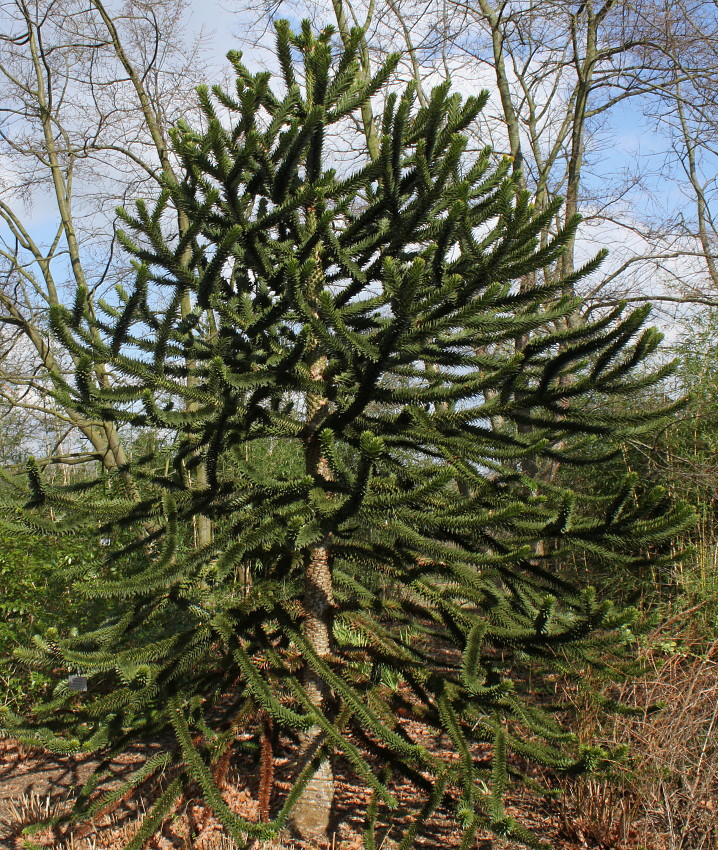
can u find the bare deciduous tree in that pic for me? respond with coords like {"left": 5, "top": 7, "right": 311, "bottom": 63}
{"left": 0, "top": 0, "right": 207, "bottom": 478}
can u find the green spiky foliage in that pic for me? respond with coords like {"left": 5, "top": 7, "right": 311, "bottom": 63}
{"left": 2, "top": 21, "right": 694, "bottom": 849}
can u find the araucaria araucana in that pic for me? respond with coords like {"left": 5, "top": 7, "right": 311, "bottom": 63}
{"left": 2, "top": 20, "right": 693, "bottom": 849}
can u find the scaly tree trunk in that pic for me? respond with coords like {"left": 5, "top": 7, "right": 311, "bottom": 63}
{"left": 291, "top": 209, "right": 335, "bottom": 839}
{"left": 292, "top": 350, "right": 336, "bottom": 841}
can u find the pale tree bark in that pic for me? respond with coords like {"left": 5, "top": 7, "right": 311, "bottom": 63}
{"left": 292, "top": 353, "right": 336, "bottom": 840}
{"left": 668, "top": 77, "right": 718, "bottom": 291}
{"left": 331, "top": 0, "right": 382, "bottom": 160}
{"left": 429, "top": 0, "right": 625, "bottom": 286}
{"left": 1, "top": 1, "right": 128, "bottom": 475}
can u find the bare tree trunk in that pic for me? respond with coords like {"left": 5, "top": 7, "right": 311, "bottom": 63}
{"left": 292, "top": 539, "right": 335, "bottom": 839}
{"left": 20, "top": 10, "right": 131, "bottom": 476}
{"left": 331, "top": 0, "right": 381, "bottom": 161}
{"left": 673, "top": 73, "right": 718, "bottom": 292}
{"left": 476, "top": 0, "right": 525, "bottom": 177}
{"left": 92, "top": 0, "right": 214, "bottom": 544}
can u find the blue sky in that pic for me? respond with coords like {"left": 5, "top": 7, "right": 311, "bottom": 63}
{"left": 187, "top": 1, "right": 248, "bottom": 68}
{"left": 186, "top": 1, "right": 280, "bottom": 75}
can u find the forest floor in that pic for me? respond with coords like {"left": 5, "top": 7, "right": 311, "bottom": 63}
{"left": 0, "top": 726, "right": 641, "bottom": 850}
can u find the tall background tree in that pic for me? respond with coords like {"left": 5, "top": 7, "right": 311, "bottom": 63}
{"left": 0, "top": 0, "right": 210, "bottom": 506}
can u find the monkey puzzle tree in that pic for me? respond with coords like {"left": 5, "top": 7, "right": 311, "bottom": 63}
{"left": 1, "top": 20, "right": 692, "bottom": 849}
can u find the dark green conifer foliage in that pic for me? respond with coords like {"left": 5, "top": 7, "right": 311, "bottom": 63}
{"left": 2, "top": 21, "right": 694, "bottom": 848}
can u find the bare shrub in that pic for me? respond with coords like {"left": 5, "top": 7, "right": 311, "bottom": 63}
{"left": 558, "top": 615, "right": 718, "bottom": 850}
{"left": 619, "top": 635, "right": 718, "bottom": 850}
{"left": 557, "top": 776, "right": 636, "bottom": 848}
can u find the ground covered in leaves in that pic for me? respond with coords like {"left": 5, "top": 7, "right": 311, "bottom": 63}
{"left": 0, "top": 721, "right": 639, "bottom": 850}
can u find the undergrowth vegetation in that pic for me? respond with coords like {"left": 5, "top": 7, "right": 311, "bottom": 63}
{"left": 0, "top": 526, "right": 105, "bottom": 712}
